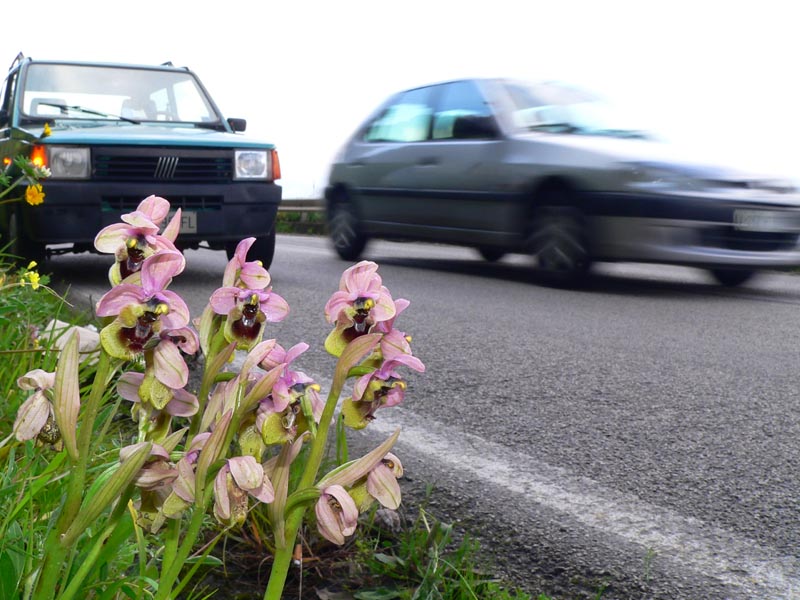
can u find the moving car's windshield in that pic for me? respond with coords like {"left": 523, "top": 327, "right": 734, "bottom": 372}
{"left": 503, "top": 80, "right": 649, "bottom": 139}
{"left": 21, "top": 63, "right": 219, "bottom": 125}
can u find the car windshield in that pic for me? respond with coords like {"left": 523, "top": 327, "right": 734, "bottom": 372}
{"left": 20, "top": 63, "right": 220, "bottom": 125}
{"left": 501, "top": 80, "right": 649, "bottom": 139}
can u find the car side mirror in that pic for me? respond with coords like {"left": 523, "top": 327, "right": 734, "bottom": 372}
{"left": 452, "top": 115, "right": 498, "bottom": 140}
{"left": 228, "top": 117, "right": 247, "bottom": 132}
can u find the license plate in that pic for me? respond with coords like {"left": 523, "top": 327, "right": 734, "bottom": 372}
{"left": 167, "top": 210, "right": 197, "bottom": 234}
{"left": 733, "top": 209, "right": 798, "bottom": 232}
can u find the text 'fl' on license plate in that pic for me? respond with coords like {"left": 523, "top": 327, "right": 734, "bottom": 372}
{"left": 167, "top": 210, "right": 198, "bottom": 234}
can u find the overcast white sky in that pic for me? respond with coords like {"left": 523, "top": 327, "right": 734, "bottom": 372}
{"left": 4, "top": 0, "right": 799, "bottom": 197}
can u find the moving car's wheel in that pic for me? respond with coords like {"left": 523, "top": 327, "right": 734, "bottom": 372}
{"left": 7, "top": 208, "right": 46, "bottom": 266}
{"left": 529, "top": 207, "right": 591, "bottom": 285}
{"left": 477, "top": 246, "right": 506, "bottom": 262}
{"left": 709, "top": 268, "right": 756, "bottom": 287}
{"left": 226, "top": 228, "right": 276, "bottom": 270}
{"left": 328, "top": 198, "right": 367, "bottom": 261}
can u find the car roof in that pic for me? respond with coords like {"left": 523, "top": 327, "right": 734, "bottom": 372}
{"left": 9, "top": 55, "right": 190, "bottom": 74}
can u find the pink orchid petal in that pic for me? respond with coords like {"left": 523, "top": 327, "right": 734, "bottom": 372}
{"left": 154, "top": 340, "right": 189, "bottom": 388}
{"left": 228, "top": 456, "right": 263, "bottom": 491}
{"left": 324, "top": 290, "right": 355, "bottom": 323}
{"left": 94, "top": 223, "right": 133, "bottom": 253}
{"left": 117, "top": 372, "right": 145, "bottom": 402}
{"left": 370, "top": 290, "right": 396, "bottom": 322}
{"left": 315, "top": 494, "right": 345, "bottom": 545}
{"left": 285, "top": 342, "right": 309, "bottom": 365}
{"left": 353, "top": 372, "right": 372, "bottom": 402}
{"left": 251, "top": 478, "right": 275, "bottom": 503}
{"left": 13, "top": 391, "right": 51, "bottom": 441}
{"left": 239, "top": 262, "right": 270, "bottom": 290}
{"left": 158, "top": 290, "right": 191, "bottom": 329}
{"left": 367, "top": 463, "right": 402, "bottom": 509}
{"left": 384, "top": 386, "right": 405, "bottom": 407}
{"left": 17, "top": 369, "right": 55, "bottom": 391}
{"left": 342, "top": 261, "right": 381, "bottom": 294}
{"left": 213, "top": 467, "right": 232, "bottom": 521}
{"left": 271, "top": 378, "right": 292, "bottom": 413}
{"left": 173, "top": 457, "right": 197, "bottom": 502}
{"left": 166, "top": 388, "right": 199, "bottom": 417}
{"left": 161, "top": 209, "right": 182, "bottom": 242}
{"left": 120, "top": 211, "right": 160, "bottom": 233}
{"left": 241, "top": 339, "right": 278, "bottom": 379}
{"left": 96, "top": 285, "right": 145, "bottom": 316}
{"left": 141, "top": 251, "right": 184, "bottom": 294}
{"left": 209, "top": 287, "right": 241, "bottom": 315}
{"left": 166, "top": 326, "right": 199, "bottom": 355}
{"left": 326, "top": 485, "right": 359, "bottom": 535}
{"left": 137, "top": 195, "right": 171, "bottom": 222}
{"left": 258, "top": 341, "right": 287, "bottom": 371}
{"left": 260, "top": 292, "right": 290, "bottom": 322}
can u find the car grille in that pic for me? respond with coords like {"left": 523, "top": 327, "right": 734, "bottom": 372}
{"left": 93, "top": 151, "right": 232, "bottom": 183}
{"left": 702, "top": 227, "right": 800, "bottom": 252}
{"left": 102, "top": 196, "right": 223, "bottom": 212}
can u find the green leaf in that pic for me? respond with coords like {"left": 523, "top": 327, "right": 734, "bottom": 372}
{"left": 183, "top": 555, "right": 224, "bottom": 566}
{"left": 354, "top": 589, "right": 406, "bottom": 600}
{"left": 0, "top": 551, "right": 20, "bottom": 600}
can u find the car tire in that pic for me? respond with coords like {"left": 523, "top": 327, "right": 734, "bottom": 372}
{"left": 328, "top": 198, "right": 367, "bottom": 261}
{"left": 226, "top": 228, "right": 276, "bottom": 270}
{"left": 528, "top": 206, "right": 591, "bottom": 285}
{"left": 7, "top": 207, "right": 46, "bottom": 266}
{"left": 709, "top": 268, "right": 756, "bottom": 287}
{"left": 477, "top": 246, "right": 506, "bottom": 262}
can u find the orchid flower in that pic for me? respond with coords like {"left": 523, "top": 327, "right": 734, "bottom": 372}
{"left": 120, "top": 442, "right": 178, "bottom": 491}
{"left": 213, "top": 456, "right": 275, "bottom": 526}
{"left": 348, "top": 452, "right": 404, "bottom": 511}
{"left": 315, "top": 484, "right": 358, "bottom": 545}
{"left": 341, "top": 361, "right": 409, "bottom": 430}
{"left": 256, "top": 370, "right": 322, "bottom": 445}
{"left": 161, "top": 432, "right": 209, "bottom": 519}
{"left": 324, "top": 261, "right": 396, "bottom": 356}
{"left": 222, "top": 237, "right": 270, "bottom": 289}
{"left": 94, "top": 195, "right": 183, "bottom": 284}
{"left": 209, "top": 286, "right": 289, "bottom": 351}
{"left": 96, "top": 251, "right": 190, "bottom": 359}
{"left": 118, "top": 371, "right": 199, "bottom": 441}
{"left": 12, "top": 369, "right": 61, "bottom": 448}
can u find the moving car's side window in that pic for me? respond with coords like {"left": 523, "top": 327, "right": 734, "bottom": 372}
{"left": 432, "top": 80, "right": 493, "bottom": 140}
{"left": 363, "top": 87, "right": 433, "bottom": 143}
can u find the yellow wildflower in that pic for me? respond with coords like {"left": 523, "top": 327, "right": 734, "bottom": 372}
{"left": 25, "top": 183, "right": 45, "bottom": 206}
{"left": 25, "top": 270, "right": 41, "bottom": 290}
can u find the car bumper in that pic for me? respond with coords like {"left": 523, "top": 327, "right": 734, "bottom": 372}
{"left": 19, "top": 180, "right": 282, "bottom": 247}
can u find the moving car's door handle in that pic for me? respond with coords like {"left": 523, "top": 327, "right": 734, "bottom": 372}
{"left": 417, "top": 157, "right": 439, "bottom": 166}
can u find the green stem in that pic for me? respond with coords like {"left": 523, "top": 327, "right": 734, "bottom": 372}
{"left": 264, "top": 381, "right": 344, "bottom": 600}
{"left": 33, "top": 351, "right": 113, "bottom": 599}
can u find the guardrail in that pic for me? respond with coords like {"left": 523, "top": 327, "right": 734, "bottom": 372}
{"left": 276, "top": 198, "right": 325, "bottom": 234}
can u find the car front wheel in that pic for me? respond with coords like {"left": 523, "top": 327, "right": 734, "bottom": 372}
{"left": 328, "top": 198, "right": 367, "bottom": 261}
{"left": 528, "top": 207, "right": 591, "bottom": 285}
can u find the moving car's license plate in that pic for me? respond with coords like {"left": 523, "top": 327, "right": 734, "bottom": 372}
{"left": 168, "top": 210, "right": 197, "bottom": 234}
{"left": 733, "top": 209, "right": 795, "bottom": 232}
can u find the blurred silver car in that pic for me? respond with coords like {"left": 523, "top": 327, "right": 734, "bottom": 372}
{"left": 325, "top": 78, "right": 800, "bottom": 285}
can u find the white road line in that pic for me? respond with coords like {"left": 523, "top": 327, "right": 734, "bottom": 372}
{"left": 357, "top": 406, "right": 800, "bottom": 600}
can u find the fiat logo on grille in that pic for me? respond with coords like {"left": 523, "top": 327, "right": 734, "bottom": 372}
{"left": 154, "top": 156, "right": 179, "bottom": 179}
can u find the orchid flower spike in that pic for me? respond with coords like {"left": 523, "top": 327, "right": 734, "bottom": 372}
{"left": 96, "top": 251, "right": 190, "bottom": 360}
{"left": 94, "top": 195, "right": 184, "bottom": 284}
{"left": 342, "top": 361, "right": 409, "bottom": 430}
{"left": 315, "top": 484, "right": 358, "bottom": 545}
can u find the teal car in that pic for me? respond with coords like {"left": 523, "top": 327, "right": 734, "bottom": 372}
{"left": 0, "top": 54, "right": 281, "bottom": 266}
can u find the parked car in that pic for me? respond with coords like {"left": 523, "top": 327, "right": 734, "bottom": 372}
{"left": 324, "top": 77, "right": 800, "bottom": 285}
{"left": 0, "top": 54, "right": 281, "bottom": 266}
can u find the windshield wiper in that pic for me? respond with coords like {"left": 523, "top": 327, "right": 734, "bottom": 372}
{"left": 590, "top": 128, "right": 650, "bottom": 139}
{"left": 37, "top": 102, "right": 140, "bottom": 124}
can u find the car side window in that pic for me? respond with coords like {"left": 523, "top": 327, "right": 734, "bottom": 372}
{"left": 432, "top": 80, "right": 493, "bottom": 140}
{"left": 0, "top": 71, "right": 17, "bottom": 127}
{"left": 364, "top": 87, "right": 433, "bottom": 143}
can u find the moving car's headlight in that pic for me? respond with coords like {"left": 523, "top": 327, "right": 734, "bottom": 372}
{"left": 46, "top": 146, "right": 90, "bottom": 179}
{"left": 624, "top": 162, "right": 702, "bottom": 193}
{"left": 235, "top": 150, "right": 270, "bottom": 180}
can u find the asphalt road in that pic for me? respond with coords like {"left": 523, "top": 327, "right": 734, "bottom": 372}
{"left": 47, "top": 235, "right": 800, "bottom": 600}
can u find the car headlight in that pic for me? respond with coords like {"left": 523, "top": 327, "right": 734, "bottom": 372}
{"left": 624, "top": 161, "right": 703, "bottom": 193}
{"left": 234, "top": 150, "right": 270, "bottom": 180}
{"left": 47, "top": 146, "right": 90, "bottom": 179}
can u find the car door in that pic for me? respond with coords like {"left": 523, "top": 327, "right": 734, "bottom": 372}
{"left": 417, "top": 79, "right": 514, "bottom": 245}
{"left": 341, "top": 85, "right": 437, "bottom": 237}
